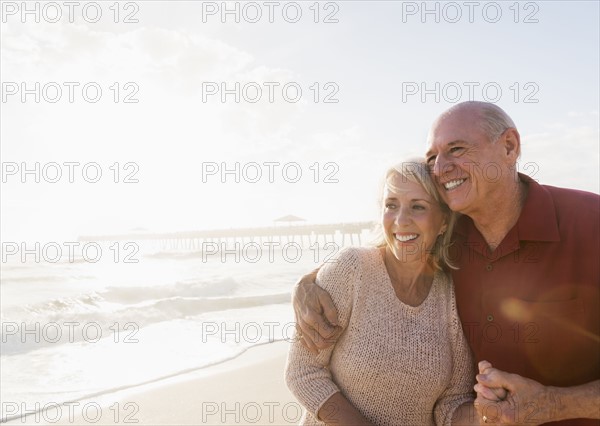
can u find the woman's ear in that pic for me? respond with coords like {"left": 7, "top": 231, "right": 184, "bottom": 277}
{"left": 439, "top": 223, "right": 448, "bottom": 236}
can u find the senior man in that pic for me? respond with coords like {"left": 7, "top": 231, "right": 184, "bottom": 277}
{"left": 292, "top": 101, "right": 599, "bottom": 425}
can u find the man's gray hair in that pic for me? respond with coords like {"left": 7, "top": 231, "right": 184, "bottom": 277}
{"left": 477, "top": 102, "right": 516, "bottom": 142}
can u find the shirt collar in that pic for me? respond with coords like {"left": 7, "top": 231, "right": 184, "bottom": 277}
{"left": 516, "top": 173, "right": 560, "bottom": 241}
{"left": 455, "top": 173, "right": 560, "bottom": 243}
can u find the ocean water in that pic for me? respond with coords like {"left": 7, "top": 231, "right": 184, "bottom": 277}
{"left": 0, "top": 238, "right": 357, "bottom": 422}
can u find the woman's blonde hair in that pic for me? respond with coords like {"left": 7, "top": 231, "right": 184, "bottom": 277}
{"left": 373, "top": 158, "right": 458, "bottom": 271}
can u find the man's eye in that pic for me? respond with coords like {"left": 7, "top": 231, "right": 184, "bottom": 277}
{"left": 449, "top": 147, "right": 463, "bottom": 154}
{"left": 426, "top": 156, "right": 436, "bottom": 165}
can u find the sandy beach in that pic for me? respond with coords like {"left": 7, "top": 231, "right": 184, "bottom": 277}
{"left": 14, "top": 341, "right": 300, "bottom": 426}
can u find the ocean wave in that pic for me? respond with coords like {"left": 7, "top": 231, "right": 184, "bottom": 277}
{"left": 100, "top": 277, "right": 239, "bottom": 304}
{"left": 0, "top": 288, "right": 291, "bottom": 356}
{"left": 0, "top": 275, "right": 94, "bottom": 285}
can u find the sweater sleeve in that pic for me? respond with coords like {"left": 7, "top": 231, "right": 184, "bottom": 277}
{"left": 284, "top": 247, "right": 359, "bottom": 418}
{"left": 434, "top": 276, "right": 477, "bottom": 426}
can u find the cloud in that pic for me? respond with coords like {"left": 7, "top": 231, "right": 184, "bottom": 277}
{"left": 2, "top": 22, "right": 253, "bottom": 79}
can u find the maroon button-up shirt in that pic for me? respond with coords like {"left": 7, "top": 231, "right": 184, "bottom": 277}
{"left": 451, "top": 174, "right": 599, "bottom": 426}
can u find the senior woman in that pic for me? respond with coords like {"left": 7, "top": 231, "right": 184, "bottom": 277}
{"left": 285, "top": 159, "right": 475, "bottom": 426}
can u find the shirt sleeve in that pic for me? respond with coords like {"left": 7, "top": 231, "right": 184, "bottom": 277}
{"left": 434, "top": 276, "right": 477, "bottom": 426}
{"left": 284, "top": 247, "right": 359, "bottom": 418}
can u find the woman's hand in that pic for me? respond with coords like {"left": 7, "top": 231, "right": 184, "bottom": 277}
{"left": 474, "top": 361, "right": 508, "bottom": 401}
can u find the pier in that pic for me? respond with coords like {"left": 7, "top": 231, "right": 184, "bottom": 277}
{"left": 78, "top": 222, "right": 377, "bottom": 250}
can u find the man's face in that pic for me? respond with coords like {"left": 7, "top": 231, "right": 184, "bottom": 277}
{"left": 425, "top": 109, "right": 508, "bottom": 217}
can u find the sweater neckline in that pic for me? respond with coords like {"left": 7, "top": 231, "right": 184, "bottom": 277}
{"left": 374, "top": 247, "right": 439, "bottom": 310}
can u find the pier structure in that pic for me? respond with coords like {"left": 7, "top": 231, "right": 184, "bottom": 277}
{"left": 78, "top": 222, "right": 377, "bottom": 251}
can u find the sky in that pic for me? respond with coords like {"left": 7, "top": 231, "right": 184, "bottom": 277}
{"left": 1, "top": 0, "right": 599, "bottom": 242}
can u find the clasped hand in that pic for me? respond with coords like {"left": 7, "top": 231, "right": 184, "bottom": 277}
{"left": 474, "top": 361, "right": 554, "bottom": 425}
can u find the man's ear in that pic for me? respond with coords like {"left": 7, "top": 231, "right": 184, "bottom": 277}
{"left": 501, "top": 128, "right": 521, "bottom": 161}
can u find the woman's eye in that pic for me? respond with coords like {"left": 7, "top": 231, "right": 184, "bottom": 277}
{"left": 413, "top": 205, "right": 426, "bottom": 210}
{"left": 385, "top": 203, "right": 396, "bottom": 209}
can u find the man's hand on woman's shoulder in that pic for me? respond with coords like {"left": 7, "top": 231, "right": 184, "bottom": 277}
{"left": 292, "top": 268, "right": 342, "bottom": 354}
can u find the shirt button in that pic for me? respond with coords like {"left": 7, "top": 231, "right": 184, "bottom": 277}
{"left": 487, "top": 314, "right": 494, "bottom": 322}
{"left": 486, "top": 264, "right": 493, "bottom": 271}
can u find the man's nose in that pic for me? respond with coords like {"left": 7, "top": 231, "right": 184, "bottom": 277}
{"left": 432, "top": 154, "right": 454, "bottom": 177}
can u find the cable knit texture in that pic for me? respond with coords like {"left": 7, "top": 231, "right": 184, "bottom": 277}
{"left": 285, "top": 247, "right": 475, "bottom": 426}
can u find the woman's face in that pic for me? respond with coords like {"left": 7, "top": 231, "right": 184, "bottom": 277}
{"left": 382, "top": 173, "right": 447, "bottom": 264}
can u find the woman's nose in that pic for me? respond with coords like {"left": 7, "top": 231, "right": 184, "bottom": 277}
{"left": 394, "top": 207, "right": 411, "bottom": 225}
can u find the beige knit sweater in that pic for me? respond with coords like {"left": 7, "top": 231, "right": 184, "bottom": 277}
{"left": 285, "top": 247, "right": 475, "bottom": 426}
